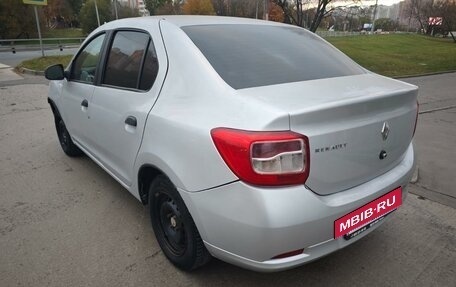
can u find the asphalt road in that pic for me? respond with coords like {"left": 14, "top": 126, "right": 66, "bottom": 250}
{"left": 402, "top": 73, "right": 456, "bottom": 208}
{"left": 0, "top": 72, "right": 455, "bottom": 286}
{"left": 0, "top": 47, "right": 78, "bottom": 67}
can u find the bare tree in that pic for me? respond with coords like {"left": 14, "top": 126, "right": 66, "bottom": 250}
{"left": 438, "top": 0, "right": 456, "bottom": 42}
{"left": 409, "top": 0, "right": 428, "bottom": 32}
{"left": 273, "top": 0, "right": 359, "bottom": 32}
{"left": 211, "top": 0, "right": 267, "bottom": 19}
{"left": 273, "top": 0, "right": 307, "bottom": 27}
{"left": 402, "top": 0, "right": 456, "bottom": 40}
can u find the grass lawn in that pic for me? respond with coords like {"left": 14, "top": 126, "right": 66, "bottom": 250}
{"left": 42, "top": 28, "right": 85, "bottom": 38}
{"left": 17, "top": 55, "right": 72, "bottom": 71}
{"left": 327, "top": 34, "right": 456, "bottom": 77}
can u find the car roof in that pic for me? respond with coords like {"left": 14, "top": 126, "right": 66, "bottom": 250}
{"left": 160, "top": 15, "right": 286, "bottom": 27}
{"left": 100, "top": 15, "right": 288, "bottom": 30}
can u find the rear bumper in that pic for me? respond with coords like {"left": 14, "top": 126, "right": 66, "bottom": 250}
{"left": 179, "top": 143, "right": 415, "bottom": 272}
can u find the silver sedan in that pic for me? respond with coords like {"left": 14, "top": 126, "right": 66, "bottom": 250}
{"left": 45, "top": 16, "right": 418, "bottom": 272}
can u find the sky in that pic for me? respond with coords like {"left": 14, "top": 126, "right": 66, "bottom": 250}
{"left": 361, "top": 0, "right": 403, "bottom": 6}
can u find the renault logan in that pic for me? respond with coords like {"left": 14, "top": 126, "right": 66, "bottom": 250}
{"left": 45, "top": 16, "right": 418, "bottom": 272}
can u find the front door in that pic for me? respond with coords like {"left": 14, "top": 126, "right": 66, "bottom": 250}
{"left": 87, "top": 29, "right": 166, "bottom": 186}
{"left": 61, "top": 33, "right": 106, "bottom": 149}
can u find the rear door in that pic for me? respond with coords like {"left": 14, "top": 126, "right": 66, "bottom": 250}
{"left": 86, "top": 28, "right": 167, "bottom": 186}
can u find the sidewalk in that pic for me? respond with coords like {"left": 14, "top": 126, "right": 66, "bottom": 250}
{"left": 0, "top": 63, "right": 23, "bottom": 81}
{"left": 403, "top": 73, "right": 456, "bottom": 208}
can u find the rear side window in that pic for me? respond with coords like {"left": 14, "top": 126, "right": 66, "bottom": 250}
{"left": 103, "top": 31, "right": 158, "bottom": 90}
{"left": 182, "top": 25, "right": 364, "bottom": 89}
{"left": 139, "top": 43, "right": 159, "bottom": 90}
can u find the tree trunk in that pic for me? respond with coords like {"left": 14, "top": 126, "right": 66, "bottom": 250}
{"left": 449, "top": 31, "right": 456, "bottom": 43}
{"left": 309, "top": 1, "right": 329, "bottom": 33}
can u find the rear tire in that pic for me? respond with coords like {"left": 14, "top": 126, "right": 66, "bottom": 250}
{"left": 55, "top": 118, "right": 83, "bottom": 157}
{"left": 149, "top": 175, "right": 211, "bottom": 270}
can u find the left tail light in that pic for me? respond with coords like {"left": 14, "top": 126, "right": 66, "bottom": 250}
{"left": 210, "top": 128, "right": 310, "bottom": 186}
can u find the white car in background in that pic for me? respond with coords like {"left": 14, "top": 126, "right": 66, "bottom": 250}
{"left": 45, "top": 16, "right": 418, "bottom": 272}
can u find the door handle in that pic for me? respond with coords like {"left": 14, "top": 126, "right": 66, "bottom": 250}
{"left": 125, "top": 116, "right": 137, "bottom": 127}
{"left": 81, "top": 99, "right": 88, "bottom": 107}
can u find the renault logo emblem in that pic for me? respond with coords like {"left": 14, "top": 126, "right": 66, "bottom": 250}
{"left": 381, "top": 122, "right": 390, "bottom": 141}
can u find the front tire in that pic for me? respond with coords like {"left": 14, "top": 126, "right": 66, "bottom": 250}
{"left": 55, "top": 118, "right": 83, "bottom": 157}
{"left": 149, "top": 175, "right": 210, "bottom": 270}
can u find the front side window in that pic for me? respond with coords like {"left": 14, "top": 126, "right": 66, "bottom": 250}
{"left": 103, "top": 31, "right": 151, "bottom": 89}
{"left": 71, "top": 33, "right": 106, "bottom": 83}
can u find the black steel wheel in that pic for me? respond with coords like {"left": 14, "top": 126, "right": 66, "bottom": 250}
{"left": 149, "top": 175, "right": 210, "bottom": 270}
{"left": 55, "top": 118, "right": 83, "bottom": 157}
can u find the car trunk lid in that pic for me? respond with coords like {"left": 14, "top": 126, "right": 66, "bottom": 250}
{"left": 238, "top": 74, "right": 418, "bottom": 195}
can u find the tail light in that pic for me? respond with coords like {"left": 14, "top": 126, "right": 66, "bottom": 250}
{"left": 211, "top": 128, "right": 310, "bottom": 186}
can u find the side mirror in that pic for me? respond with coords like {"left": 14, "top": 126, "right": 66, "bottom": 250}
{"left": 45, "top": 64, "right": 66, "bottom": 80}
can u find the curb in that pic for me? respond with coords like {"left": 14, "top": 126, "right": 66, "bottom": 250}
{"left": 16, "top": 67, "right": 45, "bottom": 76}
{"left": 410, "top": 166, "right": 419, "bottom": 184}
{"left": 394, "top": 70, "right": 456, "bottom": 79}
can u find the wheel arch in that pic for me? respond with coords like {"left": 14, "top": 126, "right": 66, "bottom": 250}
{"left": 47, "top": 98, "right": 61, "bottom": 119}
{"left": 137, "top": 164, "right": 165, "bottom": 205}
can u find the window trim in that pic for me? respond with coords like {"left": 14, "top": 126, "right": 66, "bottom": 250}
{"left": 100, "top": 28, "right": 158, "bottom": 93}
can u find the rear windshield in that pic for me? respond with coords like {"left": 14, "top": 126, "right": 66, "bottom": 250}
{"left": 182, "top": 24, "right": 364, "bottom": 89}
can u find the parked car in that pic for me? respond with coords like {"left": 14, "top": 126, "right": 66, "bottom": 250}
{"left": 45, "top": 16, "right": 418, "bottom": 272}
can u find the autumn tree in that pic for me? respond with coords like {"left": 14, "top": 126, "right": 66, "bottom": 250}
{"left": 0, "top": 0, "right": 42, "bottom": 39}
{"left": 183, "top": 0, "right": 215, "bottom": 15}
{"left": 269, "top": 2, "right": 285, "bottom": 22}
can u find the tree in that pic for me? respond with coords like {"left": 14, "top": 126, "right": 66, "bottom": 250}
{"left": 273, "top": 0, "right": 359, "bottom": 33}
{"left": 374, "top": 18, "right": 397, "bottom": 31}
{"left": 79, "top": 0, "right": 139, "bottom": 34}
{"left": 67, "top": 0, "right": 83, "bottom": 15}
{"left": 269, "top": 2, "right": 285, "bottom": 22}
{"left": 155, "top": 0, "right": 184, "bottom": 15}
{"left": 0, "top": 0, "right": 41, "bottom": 39}
{"left": 226, "top": 0, "right": 258, "bottom": 18}
{"left": 183, "top": 0, "right": 215, "bottom": 15}
{"left": 144, "top": 0, "right": 168, "bottom": 15}
{"left": 79, "top": 0, "right": 112, "bottom": 34}
{"left": 402, "top": 0, "right": 456, "bottom": 42}
{"left": 44, "top": 0, "right": 75, "bottom": 28}
{"left": 117, "top": 4, "right": 140, "bottom": 18}
{"left": 210, "top": 0, "right": 270, "bottom": 19}
{"left": 212, "top": 0, "right": 227, "bottom": 15}
{"left": 437, "top": 0, "right": 456, "bottom": 42}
